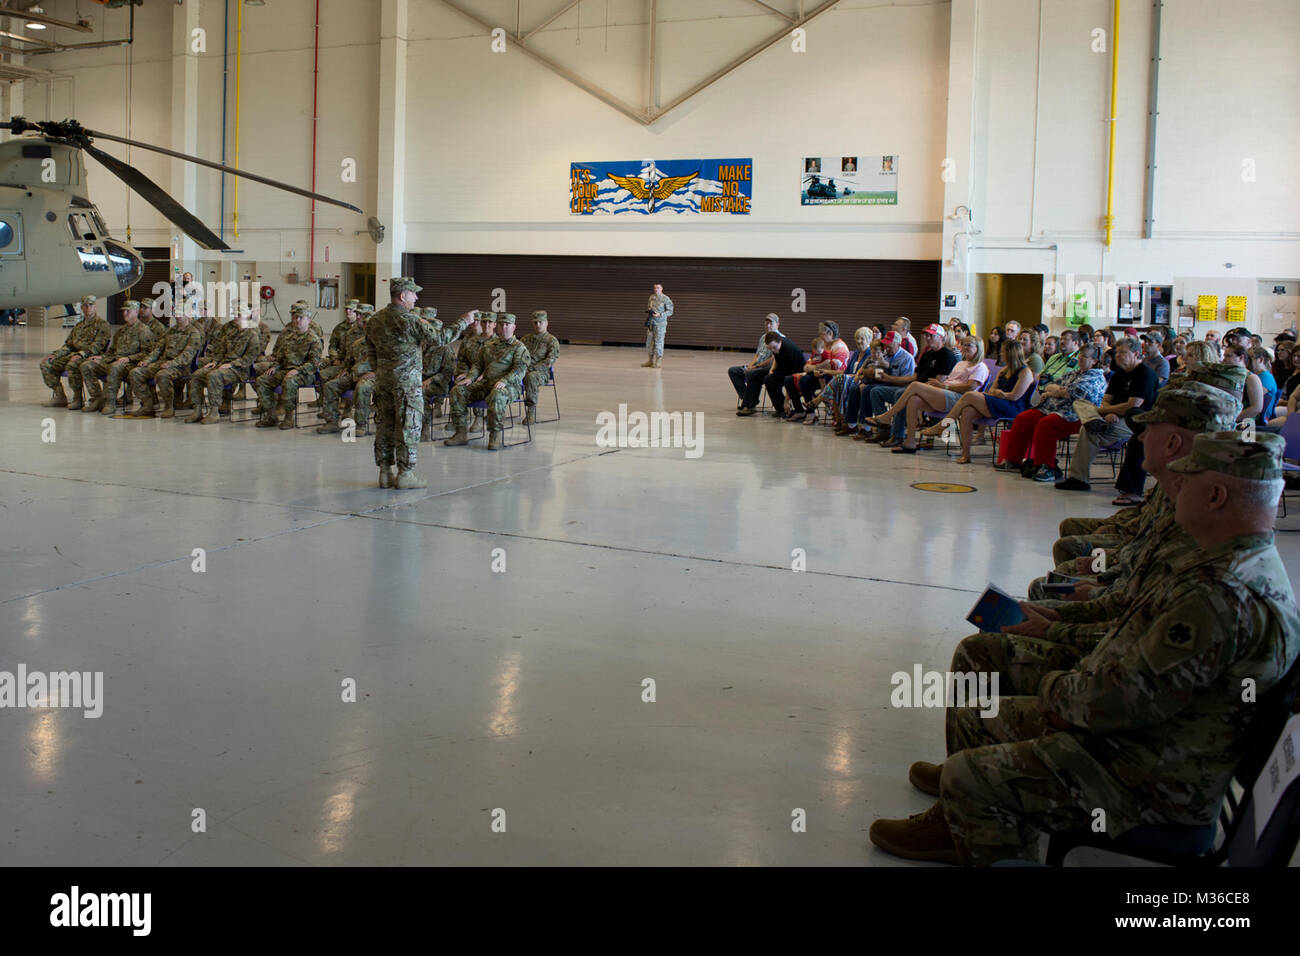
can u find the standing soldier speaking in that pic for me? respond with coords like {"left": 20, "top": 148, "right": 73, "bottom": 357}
{"left": 642, "top": 282, "right": 674, "bottom": 368}
{"left": 366, "top": 278, "right": 470, "bottom": 489}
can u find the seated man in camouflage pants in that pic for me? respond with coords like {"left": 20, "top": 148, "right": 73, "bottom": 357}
{"left": 420, "top": 306, "right": 465, "bottom": 439}
{"left": 444, "top": 312, "right": 531, "bottom": 451}
{"left": 128, "top": 310, "right": 204, "bottom": 417}
{"left": 187, "top": 307, "right": 263, "bottom": 424}
{"left": 317, "top": 305, "right": 376, "bottom": 435}
{"left": 40, "top": 294, "right": 109, "bottom": 409}
{"left": 81, "top": 301, "right": 149, "bottom": 414}
{"left": 520, "top": 310, "right": 559, "bottom": 425}
{"left": 869, "top": 432, "right": 1299, "bottom": 866}
{"left": 312, "top": 299, "right": 361, "bottom": 409}
{"left": 255, "top": 305, "right": 322, "bottom": 429}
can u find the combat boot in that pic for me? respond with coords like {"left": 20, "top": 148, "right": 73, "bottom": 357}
{"left": 317, "top": 421, "right": 341, "bottom": 434}
{"left": 444, "top": 428, "right": 469, "bottom": 446}
{"left": 185, "top": 404, "right": 206, "bottom": 424}
{"left": 420, "top": 420, "right": 433, "bottom": 441}
{"left": 522, "top": 405, "right": 536, "bottom": 425}
{"left": 84, "top": 395, "right": 105, "bottom": 413}
{"left": 378, "top": 465, "right": 395, "bottom": 488}
{"left": 393, "top": 468, "right": 428, "bottom": 489}
{"left": 200, "top": 406, "right": 222, "bottom": 424}
{"left": 277, "top": 403, "right": 295, "bottom": 429}
{"left": 641, "top": 357, "right": 655, "bottom": 367}
{"left": 487, "top": 429, "right": 502, "bottom": 451}
{"left": 134, "top": 401, "right": 156, "bottom": 417}
{"left": 159, "top": 404, "right": 176, "bottom": 419}
{"left": 908, "top": 761, "right": 942, "bottom": 797}
{"left": 67, "top": 392, "right": 84, "bottom": 411}
{"left": 470, "top": 411, "right": 484, "bottom": 433}
{"left": 653, "top": 355, "right": 662, "bottom": 368}
{"left": 867, "top": 802, "right": 963, "bottom": 865}
{"left": 255, "top": 410, "right": 278, "bottom": 428}
{"left": 43, "top": 386, "right": 68, "bottom": 408}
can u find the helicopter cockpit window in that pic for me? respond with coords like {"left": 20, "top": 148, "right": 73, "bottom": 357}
{"left": 68, "top": 212, "right": 97, "bottom": 241}
{"left": 0, "top": 220, "right": 15, "bottom": 252}
{"left": 89, "top": 209, "right": 109, "bottom": 236}
{"left": 77, "top": 246, "right": 111, "bottom": 273}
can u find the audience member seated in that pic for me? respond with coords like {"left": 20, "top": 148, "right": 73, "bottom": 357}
{"left": 921, "top": 340, "right": 1035, "bottom": 464}
{"left": 785, "top": 335, "right": 828, "bottom": 420}
{"left": 865, "top": 334, "right": 986, "bottom": 452}
{"left": 760, "top": 331, "right": 808, "bottom": 417}
{"left": 1222, "top": 344, "right": 1264, "bottom": 424}
{"left": 824, "top": 327, "right": 873, "bottom": 431}
{"left": 860, "top": 324, "right": 954, "bottom": 446}
{"left": 1246, "top": 347, "right": 1279, "bottom": 426}
{"left": 995, "top": 344, "right": 1107, "bottom": 482}
{"left": 848, "top": 332, "right": 915, "bottom": 438}
{"left": 1141, "top": 333, "right": 1170, "bottom": 385}
{"left": 1055, "top": 336, "right": 1158, "bottom": 500}
{"left": 1039, "top": 329, "right": 1078, "bottom": 384}
{"left": 1018, "top": 330, "right": 1045, "bottom": 376}
{"left": 1272, "top": 339, "right": 1294, "bottom": 386}
{"left": 731, "top": 313, "right": 785, "bottom": 413}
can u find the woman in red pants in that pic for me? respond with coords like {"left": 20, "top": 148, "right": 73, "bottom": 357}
{"left": 995, "top": 344, "right": 1107, "bottom": 481}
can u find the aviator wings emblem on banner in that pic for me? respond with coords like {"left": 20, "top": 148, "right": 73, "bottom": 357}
{"left": 570, "top": 159, "right": 752, "bottom": 215}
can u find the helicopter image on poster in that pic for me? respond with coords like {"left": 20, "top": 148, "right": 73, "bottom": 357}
{"left": 0, "top": 117, "right": 363, "bottom": 310}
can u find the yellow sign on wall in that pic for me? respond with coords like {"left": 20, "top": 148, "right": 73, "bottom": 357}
{"left": 1226, "top": 295, "right": 1247, "bottom": 324}
{"left": 1196, "top": 295, "right": 1219, "bottom": 322}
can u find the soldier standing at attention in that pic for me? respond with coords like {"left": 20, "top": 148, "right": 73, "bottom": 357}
{"left": 445, "top": 313, "right": 531, "bottom": 451}
{"left": 187, "top": 307, "right": 262, "bottom": 424}
{"left": 255, "top": 305, "right": 323, "bottom": 430}
{"left": 40, "top": 294, "right": 109, "bottom": 409}
{"left": 869, "top": 431, "right": 1300, "bottom": 865}
{"left": 520, "top": 311, "right": 559, "bottom": 425}
{"left": 642, "top": 282, "right": 674, "bottom": 368}
{"left": 81, "top": 301, "right": 149, "bottom": 414}
{"left": 128, "top": 310, "right": 204, "bottom": 417}
{"left": 365, "top": 278, "right": 447, "bottom": 489}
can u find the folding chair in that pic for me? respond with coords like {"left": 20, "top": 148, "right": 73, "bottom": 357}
{"left": 1040, "top": 659, "right": 1300, "bottom": 867}
{"left": 468, "top": 396, "right": 533, "bottom": 447}
{"left": 537, "top": 366, "right": 561, "bottom": 423}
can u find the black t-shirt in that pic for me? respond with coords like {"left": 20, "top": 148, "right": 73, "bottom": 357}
{"left": 914, "top": 347, "right": 957, "bottom": 383}
{"left": 771, "top": 338, "right": 806, "bottom": 376}
{"left": 1107, "top": 362, "right": 1158, "bottom": 428}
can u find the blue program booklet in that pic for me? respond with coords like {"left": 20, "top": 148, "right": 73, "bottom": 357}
{"left": 967, "top": 584, "right": 1027, "bottom": 632}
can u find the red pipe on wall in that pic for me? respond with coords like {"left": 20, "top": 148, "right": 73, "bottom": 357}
{"left": 309, "top": 0, "right": 320, "bottom": 282}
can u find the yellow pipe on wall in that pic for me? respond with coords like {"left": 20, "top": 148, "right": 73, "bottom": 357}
{"left": 1104, "top": 0, "right": 1120, "bottom": 247}
{"left": 233, "top": 0, "right": 243, "bottom": 240}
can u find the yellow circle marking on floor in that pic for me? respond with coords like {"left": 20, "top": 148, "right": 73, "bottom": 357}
{"left": 910, "top": 482, "right": 976, "bottom": 494}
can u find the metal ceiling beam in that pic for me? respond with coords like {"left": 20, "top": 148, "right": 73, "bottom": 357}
{"left": 0, "top": 5, "right": 94, "bottom": 33}
{"left": 0, "top": 27, "right": 54, "bottom": 47}
{"left": 520, "top": 0, "right": 583, "bottom": 42}
{"left": 741, "top": 0, "right": 796, "bottom": 23}
{"left": 432, "top": 0, "right": 843, "bottom": 126}
{"left": 0, "top": 58, "right": 51, "bottom": 77}
{"left": 646, "top": 0, "right": 657, "bottom": 112}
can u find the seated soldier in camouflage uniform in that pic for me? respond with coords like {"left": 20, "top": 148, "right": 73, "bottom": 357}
{"left": 312, "top": 299, "right": 361, "bottom": 407}
{"left": 187, "top": 308, "right": 263, "bottom": 424}
{"left": 451, "top": 311, "right": 491, "bottom": 433}
{"left": 520, "top": 310, "right": 560, "bottom": 425}
{"left": 141, "top": 297, "right": 167, "bottom": 347}
{"left": 317, "top": 305, "right": 379, "bottom": 435}
{"left": 255, "top": 305, "right": 323, "bottom": 429}
{"left": 870, "top": 431, "right": 1300, "bottom": 866}
{"left": 180, "top": 310, "right": 228, "bottom": 411}
{"left": 81, "top": 301, "right": 150, "bottom": 414}
{"left": 445, "top": 312, "right": 531, "bottom": 451}
{"left": 40, "top": 294, "right": 110, "bottom": 409}
{"left": 128, "top": 310, "right": 204, "bottom": 417}
{"left": 421, "top": 307, "right": 467, "bottom": 439}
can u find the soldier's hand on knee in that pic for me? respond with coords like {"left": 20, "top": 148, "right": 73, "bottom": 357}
{"left": 491, "top": 381, "right": 505, "bottom": 392}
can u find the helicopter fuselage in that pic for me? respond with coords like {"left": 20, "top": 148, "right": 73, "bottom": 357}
{"left": 0, "top": 137, "right": 144, "bottom": 310}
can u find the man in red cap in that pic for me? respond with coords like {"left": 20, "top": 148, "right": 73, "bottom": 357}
{"left": 861, "top": 323, "right": 956, "bottom": 446}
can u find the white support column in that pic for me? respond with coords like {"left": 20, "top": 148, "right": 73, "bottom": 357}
{"left": 171, "top": 0, "right": 201, "bottom": 280}
{"left": 375, "top": 0, "right": 409, "bottom": 300}
{"left": 939, "top": 0, "right": 979, "bottom": 328}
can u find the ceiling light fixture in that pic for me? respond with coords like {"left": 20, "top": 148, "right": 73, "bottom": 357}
{"left": 26, "top": 4, "right": 47, "bottom": 30}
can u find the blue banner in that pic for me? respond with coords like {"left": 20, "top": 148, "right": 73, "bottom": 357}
{"left": 570, "top": 158, "right": 753, "bottom": 215}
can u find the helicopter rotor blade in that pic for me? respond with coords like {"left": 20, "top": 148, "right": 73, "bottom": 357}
{"left": 83, "top": 127, "right": 363, "bottom": 214}
{"left": 82, "top": 142, "right": 230, "bottom": 251}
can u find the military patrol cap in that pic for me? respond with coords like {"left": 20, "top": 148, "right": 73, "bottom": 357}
{"left": 121, "top": 299, "right": 140, "bottom": 311}
{"left": 1189, "top": 362, "right": 1248, "bottom": 399}
{"left": 532, "top": 311, "right": 548, "bottom": 321}
{"left": 389, "top": 277, "right": 422, "bottom": 294}
{"left": 480, "top": 311, "right": 497, "bottom": 323}
{"left": 80, "top": 294, "right": 97, "bottom": 306}
{"left": 290, "top": 300, "right": 309, "bottom": 313}
{"left": 496, "top": 312, "right": 516, "bottom": 324}
{"left": 346, "top": 299, "right": 360, "bottom": 311}
{"left": 1168, "top": 431, "right": 1285, "bottom": 481}
{"left": 1133, "top": 382, "right": 1240, "bottom": 432}
{"left": 357, "top": 303, "right": 375, "bottom": 316}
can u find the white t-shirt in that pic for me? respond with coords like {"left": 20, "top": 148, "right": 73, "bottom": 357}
{"left": 940, "top": 360, "right": 990, "bottom": 389}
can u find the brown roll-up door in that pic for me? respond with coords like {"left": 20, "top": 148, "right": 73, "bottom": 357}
{"left": 402, "top": 254, "right": 939, "bottom": 351}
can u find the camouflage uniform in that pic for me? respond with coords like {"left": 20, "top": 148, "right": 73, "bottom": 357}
{"left": 128, "top": 321, "right": 204, "bottom": 414}
{"left": 318, "top": 309, "right": 378, "bottom": 432}
{"left": 418, "top": 307, "right": 459, "bottom": 422}
{"left": 255, "top": 325, "right": 322, "bottom": 428}
{"left": 40, "top": 297, "right": 110, "bottom": 406}
{"left": 520, "top": 311, "right": 559, "bottom": 412}
{"left": 187, "top": 322, "right": 262, "bottom": 423}
{"left": 448, "top": 319, "right": 531, "bottom": 439}
{"left": 644, "top": 290, "right": 673, "bottom": 364}
{"left": 940, "top": 433, "right": 1299, "bottom": 865}
{"left": 365, "top": 285, "right": 457, "bottom": 472}
{"left": 81, "top": 316, "right": 149, "bottom": 412}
